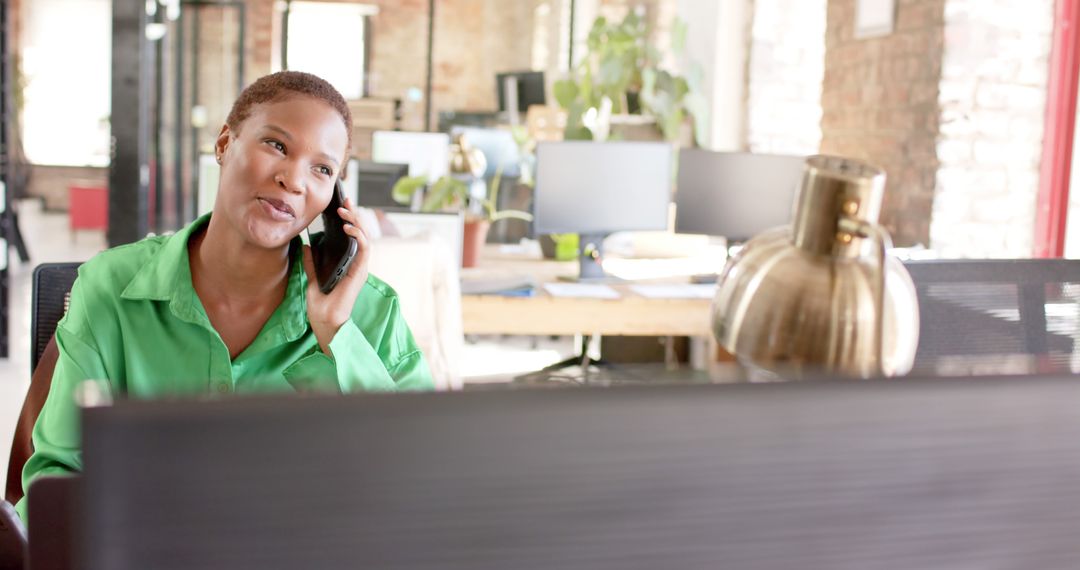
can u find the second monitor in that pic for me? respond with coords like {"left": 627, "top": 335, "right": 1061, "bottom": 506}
{"left": 534, "top": 141, "right": 672, "bottom": 281}
{"left": 349, "top": 159, "right": 408, "bottom": 210}
{"left": 496, "top": 70, "right": 545, "bottom": 113}
{"left": 675, "top": 150, "right": 806, "bottom": 243}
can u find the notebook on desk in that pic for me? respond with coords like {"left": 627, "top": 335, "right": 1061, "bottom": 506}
{"left": 629, "top": 283, "right": 717, "bottom": 299}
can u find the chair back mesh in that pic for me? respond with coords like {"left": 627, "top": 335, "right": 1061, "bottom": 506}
{"left": 31, "top": 263, "right": 81, "bottom": 372}
{"left": 904, "top": 259, "right": 1080, "bottom": 375}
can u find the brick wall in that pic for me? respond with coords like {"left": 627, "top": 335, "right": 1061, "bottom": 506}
{"left": 820, "top": 0, "right": 945, "bottom": 248}
{"left": 365, "top": 0, "right": 432, "bottom": 131}
{"left": 931, "top": 0, "right": 1053, "bottom": 258}
{"left": 746, "top": 0, "right": 827, "bottom": 155}
{"left": 194, "top": 6, "right": 245, "bottom": 151}
{"left": 430, "top": 0, "right": 535, "bottom": 122}
{"left": 244, "top": 0, "right": 275, "bottom": 82}
{"left": 242, "top": 0, "right": 547, "bottom": 131}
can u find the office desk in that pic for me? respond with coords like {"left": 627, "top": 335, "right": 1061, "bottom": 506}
{"left": 460, "top": 245, "right": 718, "bottom": 336}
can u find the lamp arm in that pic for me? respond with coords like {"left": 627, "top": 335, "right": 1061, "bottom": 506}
{"left": 838, "top": 218, "right": 894, "bottom": 376}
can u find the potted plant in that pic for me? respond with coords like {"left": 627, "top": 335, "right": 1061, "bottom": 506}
{"left": 391, "top": 165, "right": 533, "bottom": 268}
{"left": 552, "top": 13, "right": 708, "bottom": 145}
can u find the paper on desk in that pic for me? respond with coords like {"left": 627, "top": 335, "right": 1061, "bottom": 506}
{"left": 629, "top": 284, "right": 718, "bottom": 299}
{"left": 543, "top": 283, "right": 621, "bottom": 299}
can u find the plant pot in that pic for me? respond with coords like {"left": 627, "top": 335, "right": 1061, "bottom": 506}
{"left": 608, "top": 114, "right": 696, "bottom": 147}
{"left": 462, "top": 219, "right": 491, "bottom": 268}
{"left": 608, "top": 114, "right": 664, "bottom": 142}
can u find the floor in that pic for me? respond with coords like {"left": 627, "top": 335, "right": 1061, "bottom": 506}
{"left": 0, "top": 199, "right": 108, "bottom": 495}
{"left": 0, "top": 199, "right": 574, "bottom": 494}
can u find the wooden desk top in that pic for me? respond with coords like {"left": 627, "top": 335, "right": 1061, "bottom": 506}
{"left": 460, "top": 245, "right": 720, "bottom": 336}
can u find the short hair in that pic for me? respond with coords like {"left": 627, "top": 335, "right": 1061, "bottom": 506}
{"left": 226, "top": 71, "right": 353, "bottom": 157}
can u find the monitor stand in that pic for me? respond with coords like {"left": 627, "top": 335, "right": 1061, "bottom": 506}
{"left": 503, "top": 76, "right": 521, "bottom": 127}
{"left": 558, "top": 233, "right": 623, "bottom": 283}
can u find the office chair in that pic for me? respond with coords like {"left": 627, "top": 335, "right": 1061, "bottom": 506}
{"left": 904, "top": 259, "right": 1080, "bottom": 373}
{"left": 0, "top": 500, "right": 26, "bottom": 570}
{"left": 5, "top": 263, "right": 80, "bottom": 506}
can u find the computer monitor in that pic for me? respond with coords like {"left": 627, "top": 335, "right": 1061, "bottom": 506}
{"left": 437, "top": 110, "right": 500, "bottom": 133}
{"left": 79, "top": 376, "right": 1080, "bottom": 569}
{"left": 350, "top": 159, "right": 408, "bottom": 209}
{"left": 534, "top": 141, "right": 672, "bottom": 280}
{"left": 496, "top": 70, "right": 545, "bottom": 113}
{"left": 371, "top": 130, "right": 450, "bottom": 180}
{"left": 675, "top": 149, "right": 806, "bottom": 243}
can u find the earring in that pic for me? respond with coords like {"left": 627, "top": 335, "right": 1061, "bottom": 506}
{"left": 215, "top": 155, "right": 222, "bottom": 164}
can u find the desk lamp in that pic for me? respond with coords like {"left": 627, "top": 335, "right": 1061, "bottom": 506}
{"left": 712, "top": 155, "right": 919, "bottom": 378}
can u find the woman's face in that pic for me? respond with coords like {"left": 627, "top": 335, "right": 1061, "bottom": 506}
{"left": 214, "top": 95, "right": 349, "bottom": 249}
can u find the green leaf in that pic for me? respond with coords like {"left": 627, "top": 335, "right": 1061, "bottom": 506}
{"left": 641, "top": 67, "right": 657, "bottom": 102}
{"left": 420, "top": 176, "right": 468, "bottom": 212}
{"left": 477, "top": 197, "right": 497, "bottom": 218}
{"left": 490, "top": 210, "right": 534, "bottom": 222}
{"left": 597, "top": 56, "right": 625, "bottom": 88}
{"left": 684, "top": 92, "right": 710, "bottom": 147}
{"left": 586, "top": 17, "right": 606, "bottom": 50}
{"left": 510, "top": 125, "right": 528, "bottom": 146}
{"left": 564, "top": 125, "right": 594, "bottom": 140}
{"left": 671, "top": 18, "right": 687, "bottom": 55}
{"left": 553, "top": 79, "right": 580, "bottom": 109}
{"left": 672, "top": 76, "right": 689, "bottom": 101}
{"left": 564, "top": 101, "right": 587, "bottom": 135}
{"left": 488, "top": 165, "right": 504, "bottom": 212}
{"left": 391, "top": 176, "right": 428, "bottom": 205}
{"left": 609, "top": 29, "right": 634, "bottom": 48}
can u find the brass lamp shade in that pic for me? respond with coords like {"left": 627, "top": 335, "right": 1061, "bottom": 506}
{"left": 712, "top": 155, "right": 919, "bottom": 378}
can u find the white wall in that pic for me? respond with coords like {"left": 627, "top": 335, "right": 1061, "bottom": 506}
{"left": 929, "top": 0, "right": 1053, "bottom": 258}
{"left": 678, "top": 0, "right": 752, "bottom": 151}
{"left": 745, "top": 0, "right": 826, "bottom": 155}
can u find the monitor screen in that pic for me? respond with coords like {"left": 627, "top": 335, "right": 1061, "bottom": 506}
{"left": 675, "top": 150, "right": 805, "bottom": 242}
{"left": 371, "top": 131, "right": 450, "bottom": 180}
{"left": 533, "top": 141, "right": 672, "bottom": 235}
{"left": 351, "top": 159, "right": 408, "bottom": 209}
{"left": 437, "top": 110, "right": 500, "bottom": 133}
{"left": 496, "top": 70, "right": 545, "bottom": 113}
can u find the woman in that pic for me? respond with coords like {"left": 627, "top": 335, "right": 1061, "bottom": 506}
{"left": 16, "top": 71, "right": 433, "bottom": 519}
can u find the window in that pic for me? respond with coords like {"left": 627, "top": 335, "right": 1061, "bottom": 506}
{"left": 21, "top": 0, "right": 111, "bottom": 166}
{"left": 285, "top": 2, "right": 375, "bottom": 100}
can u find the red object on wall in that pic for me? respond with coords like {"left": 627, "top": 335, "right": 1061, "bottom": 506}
{"left": 1035, "top": 0, "right": 1080, "bottom": 258}
{"left": 69, "top": 185, "right": 109, "bottom": 231}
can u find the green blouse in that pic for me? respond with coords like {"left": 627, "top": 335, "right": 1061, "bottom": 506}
{"left": 16, "top": 214, "right": 432, "bottom": 519}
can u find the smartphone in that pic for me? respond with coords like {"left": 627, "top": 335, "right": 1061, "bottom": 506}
{"left": 309, "top": 180, "right": 359, "bottom": 294}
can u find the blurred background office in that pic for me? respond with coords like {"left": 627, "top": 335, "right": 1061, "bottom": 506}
{"left": 0, "top": 0, "right": 1075, "bottom": 405}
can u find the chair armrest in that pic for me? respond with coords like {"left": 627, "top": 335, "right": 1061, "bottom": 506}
{"left": 6, "top": 337, "right": 60, "bottom": 506}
